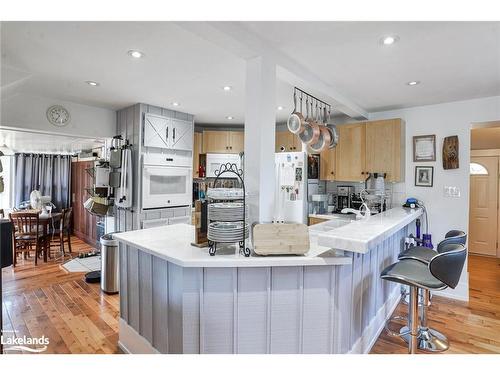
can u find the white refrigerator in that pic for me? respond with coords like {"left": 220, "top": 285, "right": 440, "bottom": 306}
{"left": 274, "top": 152, "right": 308, "bottom": 224}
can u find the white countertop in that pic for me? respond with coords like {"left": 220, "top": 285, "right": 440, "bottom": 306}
{"left": 112, "top": 224, "right": 352, "bottom": 268}
{"left": 309, "top": 213, "right": 355, "bottom": 221}
{"left": 311, "top": 207, "right": 423, "bottom": 253}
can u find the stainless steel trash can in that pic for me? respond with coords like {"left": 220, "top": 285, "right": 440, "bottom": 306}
{"left": 100, "top": 233, "right": 119, "bottom": 294}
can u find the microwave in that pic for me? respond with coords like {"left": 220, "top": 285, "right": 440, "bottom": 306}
{"left": 206, "top": 153, "right": 242, "bottom": 178}
{"left": 142, "top": 154, "right": 192, "bottom": 209}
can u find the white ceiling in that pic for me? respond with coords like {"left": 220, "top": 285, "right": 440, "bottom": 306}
{"left": 0, "top": 128, "right": 104, "bottom": 154}
{"left": 1, "top": 21, "right": 499, "bottom": 129}
{"left": 242, "top": 21, "right": 500, "bottom": 111}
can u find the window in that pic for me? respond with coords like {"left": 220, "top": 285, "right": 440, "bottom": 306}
{"left": 470, "top": 162, "right": 488, "bottom": 175}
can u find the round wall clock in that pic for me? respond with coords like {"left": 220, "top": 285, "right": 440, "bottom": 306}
{"left": 46, "top": 105, "right": 71, "bottom": 127}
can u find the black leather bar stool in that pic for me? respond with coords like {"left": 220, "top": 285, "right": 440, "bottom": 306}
{"left": 381, "top": 243, "right": 467, "bottom": 354}
{"left": 398, "top": 230, "right": 466, "bottom": 351}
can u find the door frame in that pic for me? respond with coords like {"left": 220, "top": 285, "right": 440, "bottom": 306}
{"left": 470, "top": 148, "right": 500, "bottom": 258}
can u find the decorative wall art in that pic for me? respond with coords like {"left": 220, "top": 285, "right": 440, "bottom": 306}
{"left": 413, "top": 134, "right": 436, "bottom": 162}
{"left": 443, "top": 135, "right": 459, "bottom": 169}
{"left": 415, "top": 166, "right": 434, "bottom": 187}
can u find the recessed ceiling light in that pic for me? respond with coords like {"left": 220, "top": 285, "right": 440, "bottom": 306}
{"left": 277, "top": 106, "right": 284, "bottom": 111}
{"left": 226, "top": 116, "right": 234, "bottom": 120}
{"left": 128, "top": 50, "right": 144, "bottom": 59}
{"left": 380, "top": 35, "right": 399, "bottom": 45}
{"left": 85, "top": 80, "right": 99, "bottom": 86}
{"left": 172, "top": 102, "right": 179, "bottom": 107}
{"left": 407, "top": 81, "right": 420, "bottom": 86}
{"left": 223, "top": 86, "right": 232, "bottom": 91}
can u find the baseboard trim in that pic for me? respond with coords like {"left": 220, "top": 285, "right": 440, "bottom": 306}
{"left": 118, "top": 318, "right": 159, "bottom": 354}
{"left": 433, "top": 279, "right": 469, "bottom": 301}
{"left": 349, "top": 287, "right": 401, "bottom": 354}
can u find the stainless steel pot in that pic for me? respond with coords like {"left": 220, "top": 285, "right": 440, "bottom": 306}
{"left": 287, "top": 92, "right": 306, "bottom": 134}
{"left": 325, "top": 107, "right": 339, "bottom": 148}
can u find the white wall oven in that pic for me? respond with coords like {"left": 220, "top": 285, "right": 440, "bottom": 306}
{"left": 142, "top": 154, "right": 192, "bottom": 209}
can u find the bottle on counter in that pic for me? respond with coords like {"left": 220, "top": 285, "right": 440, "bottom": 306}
{"left": 198, "top": 163, "right": 205, "bottom": 178}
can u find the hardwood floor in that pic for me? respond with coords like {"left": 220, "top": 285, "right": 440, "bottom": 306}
{"left": 371, "top": 255, "right": 500, "bottom": 354}
{"left": 1, "top": 236, "right": 120, "bottom": 354}
{"left": 2, "top": 239, "right": 500, "bottom": 354}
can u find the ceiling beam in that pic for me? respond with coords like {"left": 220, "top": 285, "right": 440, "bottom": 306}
{"left": 176, "top": 21, "right": 368, "bottom": 119}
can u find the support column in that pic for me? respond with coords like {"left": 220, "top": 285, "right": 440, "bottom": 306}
{"left": 244, "top": 56, "right": 276, "bottom": 223}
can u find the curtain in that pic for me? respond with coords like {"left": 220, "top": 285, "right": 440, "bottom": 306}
{"left": 14, "top": 153, "right": 72, "bottom": 211}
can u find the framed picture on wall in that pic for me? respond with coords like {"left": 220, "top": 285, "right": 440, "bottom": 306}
{"left": 415, "top": 166, "right": 434, "bottom": 187}
{"left": 413, "top": 134, "right": 436, "bottom": 162}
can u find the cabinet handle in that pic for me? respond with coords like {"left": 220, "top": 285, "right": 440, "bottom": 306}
{"left": 166, "top": 127, "right": 169, "bottom": 139}
{"left": 330, "top": 171, "right": 334, "bottom": 175}
{"left": 173, "top": 128, "right": 176, "bottom": 140}
{"left": 230, "top": 146, "right": 232, "bottom": 150}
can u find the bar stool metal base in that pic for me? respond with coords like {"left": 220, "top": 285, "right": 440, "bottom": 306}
{"left": 400, "top": 327, "right": 449, "bottom": 352}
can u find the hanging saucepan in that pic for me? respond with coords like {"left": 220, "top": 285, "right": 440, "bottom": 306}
{"left": 325, "top": 106, "right": 339, "bottom": 149}
{"left": 298, "top": 98, "right": 320, "bottom": 145}
{"left": 309, "top": 104, "right": 330, "bottom": 152}
{"left": 287, "top": 91, "right": 306, "bottom": 134}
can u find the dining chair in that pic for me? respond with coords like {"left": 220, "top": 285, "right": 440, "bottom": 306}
{"left": 9, "top": 211, "right": 47, "bottom": 266}
{"left": 50, "top": 207, "right": 73, "bottom": 257}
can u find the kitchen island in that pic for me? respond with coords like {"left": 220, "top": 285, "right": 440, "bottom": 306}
{"left": 113, "top": 207, "right": 422, "bottom": 354}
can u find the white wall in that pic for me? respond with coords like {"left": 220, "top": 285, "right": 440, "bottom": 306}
{"left": 0, "top": 93, "right": 116, "bottom": 138}
{"left": 369, "top": 95, "right": 500, "bottom": 301}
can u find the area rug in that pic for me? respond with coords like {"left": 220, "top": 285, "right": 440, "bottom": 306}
{"left": 62, "top": 255, "right": 101, "bottom": 273}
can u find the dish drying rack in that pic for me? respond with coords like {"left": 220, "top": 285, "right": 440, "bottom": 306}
{"left": 207, "top": 163, "right": 250, "bottom": 257}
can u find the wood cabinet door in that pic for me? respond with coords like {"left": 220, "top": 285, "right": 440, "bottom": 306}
{"left": 292, "top": 135, "right": 301, "bottom": 151}
{"left": 320, "top": 147, "right": 337, "bottom": 181}
{"left": 335, "top": 123, "right": 366, "bottom": 182}
{"left": 71, "top": 161, "right": 97, "bottom": 247}
{"left": 469, "top": 156, "right": 499, "bottom": 256}
{"left": 193, "top": 132, "right": 202, "bottom": 177}
{"left": 229, "top": 131, "right": 244, "bottom": 153}
{"left": 276, "top": 131, "right": 297, "bottom": 152}
{"left": 203, "top": 130, "right": 229, "bottom": 153}
{"left": 365, "top": 119, "right": 402, "bottom": 182}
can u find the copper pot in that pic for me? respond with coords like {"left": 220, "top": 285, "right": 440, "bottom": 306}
{"left": 298, "top": 100, "right": 320, "bottom": 145}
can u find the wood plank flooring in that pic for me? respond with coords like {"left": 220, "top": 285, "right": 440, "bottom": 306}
{"left": 2, "top": 237, "right": 500, "bottom": 354}
{"left": 1, "top": 236, "right": 120, "bottom": 354}
{"left": 371, "top": 255, "right": 500, "bottom": 354}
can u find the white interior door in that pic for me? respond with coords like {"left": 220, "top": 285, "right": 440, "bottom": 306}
{"left": 144, "top": 114, "right": 170, "bottom": 149}
{"left": 469, "top": 156, "right": 499, "bottom": 256}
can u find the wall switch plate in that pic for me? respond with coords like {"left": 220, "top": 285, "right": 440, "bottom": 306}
{"left": 443, "top": 186, "right": 461, "bottom": 198}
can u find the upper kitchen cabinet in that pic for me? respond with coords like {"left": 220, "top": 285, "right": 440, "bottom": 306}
{"left": 320, "top": 146, "right": 337, "bottom": 181}
{"left": 171, "top": 118, "right": 194, "bottom": 151}
{"left": 143, "top": 113, "right": 170, "bottom": 148}
{"left": 276, "top": 130, "right": 300, "bottom": 152}
{"left": 365, "top": 119, "right": 404, "bottom": 182}
{"left": 202, "top": 130, "right": 244, "bottom": 153}
{"left": 143, "top": 113, "right": 193, "bottom": 151}
{"left": 229, "top": 131, "right": 244, "bottom": 153}
{"left": 335, "top": 122, "right": 366, "bottom": 182}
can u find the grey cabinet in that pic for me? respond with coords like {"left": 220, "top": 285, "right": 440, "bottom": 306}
{"left": 171, "top": 119, "right": 194, "bottom": 151}
{"left": 144, "top": 113, "right": 171, "bottom": 149}
{"left": 143, "top": 113, "right": 193, "bottom": 151}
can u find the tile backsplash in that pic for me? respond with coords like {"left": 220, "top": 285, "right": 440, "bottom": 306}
{"left": 325, "top": 180, "right": 406, "bottom": 209}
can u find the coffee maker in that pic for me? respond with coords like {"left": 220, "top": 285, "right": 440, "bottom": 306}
{"left": 336, "top": 186, "right": 354, "bottom": 212}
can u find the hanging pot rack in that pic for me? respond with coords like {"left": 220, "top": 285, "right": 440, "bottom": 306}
{"left": 290, "top": 87, "right": 338, "bottom": 151}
